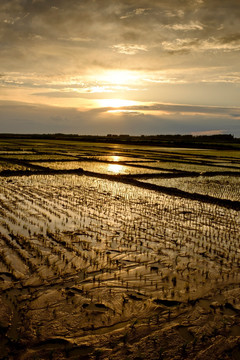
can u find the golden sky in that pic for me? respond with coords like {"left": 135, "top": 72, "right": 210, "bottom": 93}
{"left": 0, "top": 0, "right": 240, "bottom": 135}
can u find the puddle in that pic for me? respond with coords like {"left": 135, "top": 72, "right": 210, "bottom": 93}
{"left": 232, "top": 347, "right": 240, "bottom": 360}
{"left": 82, "top": 302, "right": 109, "bottom": 312}
{"left": 230, "top": 325, "right": 240, "bottom": 337}
{"left": 177, "top": 326, "right": 194, "bottom": 343}
{"left": 197, "top": 299, "right": 210, "bottom": 310}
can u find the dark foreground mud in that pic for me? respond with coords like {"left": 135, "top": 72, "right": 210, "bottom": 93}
{"left": 1, "top": 283, "right": 240, "bottom": 360}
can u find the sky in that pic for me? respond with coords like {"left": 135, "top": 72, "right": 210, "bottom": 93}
{"left": 0, "top": 0, "right": 240, "bottom": 136}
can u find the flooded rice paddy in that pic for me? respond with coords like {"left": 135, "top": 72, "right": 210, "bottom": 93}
{"left": 32, "top": 161, "right": 171, "bottom": 175}
{"left": 0, "top": 139, "right": 240, "bottom": 360}
{"left": 140, "top": 175, "right": 240, "bottom": 202}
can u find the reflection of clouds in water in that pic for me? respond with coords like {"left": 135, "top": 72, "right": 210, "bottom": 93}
{"left": 107, "top": 163, "right": 123, "bottom": 174}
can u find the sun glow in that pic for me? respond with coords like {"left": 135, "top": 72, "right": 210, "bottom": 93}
{"left": 99, "top": 99, "right": 137, "bottom": 108}
{"left": 100, "top": 70, "right": 138, "bottom": 85}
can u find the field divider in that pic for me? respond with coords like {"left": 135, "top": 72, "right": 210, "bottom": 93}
{"left": 0, "top": 167, "right": 240, "bottom": 211}
{"left": 82, "top": 171, "right": 240, "bottom": 211}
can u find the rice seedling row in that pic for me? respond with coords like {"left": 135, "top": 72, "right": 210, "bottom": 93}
{"left": 0, "top": 175, "right": 239, "bottom": 302}
{"left": 139, "top": 175, "right": 240, "bottom": 202}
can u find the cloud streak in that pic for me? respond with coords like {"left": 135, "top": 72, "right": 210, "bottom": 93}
{"left": 112, "top": 44, "right": 148, "bottom": 55}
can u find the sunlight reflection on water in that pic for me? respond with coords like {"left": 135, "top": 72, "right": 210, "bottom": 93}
{"left": 107, "top": 163, "right": 123, "bottom": 174}
{"left": 112, "top": 156, "right": 120, "bottom": 162}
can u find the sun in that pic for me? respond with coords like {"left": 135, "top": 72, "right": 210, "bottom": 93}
{"left": 99, "top": 99, "right": 137, "bottom": 108}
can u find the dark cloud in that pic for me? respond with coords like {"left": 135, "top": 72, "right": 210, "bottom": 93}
{"left": 127, "top": 103, "right": 240, "bottom": 118}
{"left": 87, "top": 103, "right": 240, "bottom": 121}
{"left": 0, "top": 100, "right": 92, "bottom": 134}
{"left": 0, "top": 100, "right": 239, "bottom": 136}
{"left": 220, "top": 33, "right": 240, "bottom": 44}
{"left": 1, "top": 0, "right": 239, "bottom": 74}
